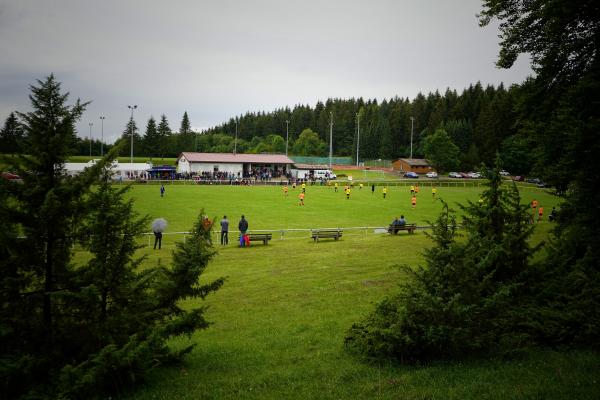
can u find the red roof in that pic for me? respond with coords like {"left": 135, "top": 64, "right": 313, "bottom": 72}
{"left": 179, "top": 152, "right": 294, "bottom": 164}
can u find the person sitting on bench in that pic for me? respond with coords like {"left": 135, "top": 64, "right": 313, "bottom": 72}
{"left": 398, "top": 215, "right": 407, "bottom": 227}
{"left": 390, "top": 217, "right": 400, "bottom": 234}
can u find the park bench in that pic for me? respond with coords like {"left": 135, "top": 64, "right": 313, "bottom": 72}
{"left": 311, "top": 229, "right": 343, "bottom": 242}
{"left": 246, "top": 233, "right": 272, "bottom": 245}
{"left": 388, "top": 224, "right": 416, "bottom": 234}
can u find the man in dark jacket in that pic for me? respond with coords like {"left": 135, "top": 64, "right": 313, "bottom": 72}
{"left": 153, "top": 230, "right": 162, "bottom": 249}
{"left": 220, "top": 215, "right": 229, "bottom": 245}
{"left": 238, "top": 215, "right": 248, "bottom": 235}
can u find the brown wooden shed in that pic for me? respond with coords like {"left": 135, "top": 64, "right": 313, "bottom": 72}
{"left": 392, "top": 158, "right": 433, "bottom": 174}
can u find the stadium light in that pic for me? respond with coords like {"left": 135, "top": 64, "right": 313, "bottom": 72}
{"left": 356, "top": 112, "right": 360, "bottom": 167}
{"left": 88, "top": 122, "right": 93, "bottom": 157}
{"left": 329, "top": 112, "right": 333, "bottom": 169}
{"left": 99, "top": 116, "right": 105, "bottom": 156}
{"left": 285, "top": 120, "right": 289, "bottom": 156}
{"left": 410, "top": 116, "right": 414, "bottom": 159}
{"left": 128, "top": 105, "right": 137, "bottom": 163}
{"left": 234, "top": 119, "right": 238, "bottom": 155}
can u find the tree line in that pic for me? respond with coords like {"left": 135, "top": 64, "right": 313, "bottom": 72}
{"left": 3, "top": 82, "right": 535, "bottom": 174}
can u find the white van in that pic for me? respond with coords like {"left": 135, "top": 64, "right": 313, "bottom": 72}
{"left": 314, "top": 169, "right": 336, "bottom": 179}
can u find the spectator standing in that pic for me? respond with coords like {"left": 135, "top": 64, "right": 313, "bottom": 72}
{"left": 238, "top": 215, "right": 249, "bottom": 235}
{"left": 220, "top": 216, "right": 229, "bottom": 245}
{"left": 153, "top": 230, "right": 162, "bottom": 249}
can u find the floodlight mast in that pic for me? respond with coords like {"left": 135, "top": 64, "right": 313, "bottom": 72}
{"left": 356, "top": 112, "right": 360, "bottom": 167}
{"left": 329, "top": 112, "right": 333, "bottom": 169}
{"left": 99, "top": 116, "right": 105, "bottom": 156}
{"left": 410, "top": 116, "right": 414, "bottom": 159}
{"left": 128, "top": 105, "right": 137, "bottom": 163}
{"left": 285, "top": 120, "right": 289, "bottom": 156}
{"left": 88, "top": 122, "right": 93, "bottom": 157}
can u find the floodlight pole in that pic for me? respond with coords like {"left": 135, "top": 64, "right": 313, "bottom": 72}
{"left": 329, "top": 111, "right": 333, "bottom": 169}
{"left": 99, "top": 116, "right": 105, "bottom": 156}
{"left": 356, "top": 112, "right": 360, "bottom": 167}
{"left": 410, "top": 116, "right": 414, "bottom": 159}
{"left": 88, "top": 122, "right": 93, "bottom": 157}
{"left": 128, "top": 105, "right": 137, "bottom": 163}
{"left": 234, "top": 119, "right": 238, "bottom": 155}
{"left": 285, "top": 120, "right": 289, "bottom": 156}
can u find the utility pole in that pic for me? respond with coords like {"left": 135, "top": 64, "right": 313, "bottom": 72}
{"left": 356, "top": 112, "right": 360, "bottom": 167}
{"left": 410, "top": 116, "right": 414, "bottom": 159}
{"left": 285, "top": 120, "right": 289, "bottom": 156}
{"left": 88, "top": 122, "right": 93, "bottom": 157}
{"left": 128, "top": 105, "right": 137, "bottom": 163}
{"left": 99, "top": 116, "right": 105, "bottom": 156}
{"left": 234, "top": 119, "right": 238, "bottom": 155}
{"left": 329, "top": 112, "right": 333, "bottom": 169}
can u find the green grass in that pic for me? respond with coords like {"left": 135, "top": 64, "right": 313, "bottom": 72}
{"left": 112, "top": 184, "right": 597, "bottom": 399}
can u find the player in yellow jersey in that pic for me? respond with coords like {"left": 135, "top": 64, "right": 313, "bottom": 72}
{"left": 432, "top": 187, "right": 437, "bottom": 199}
{"left": 345, "top": 187, "right": 351, "bottom": 199}
{"left": 334, "top": 182, "right": 339, "bottom": 192}
{"left": 283, "top": 185, "right": 288, "bottom": 196}
{"left": 383, "top": 186, "right": 388, "bottom": 199}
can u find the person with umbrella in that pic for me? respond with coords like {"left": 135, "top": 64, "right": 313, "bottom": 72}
{"left": 152, "top": 218, "right": 167, "bottom": 250}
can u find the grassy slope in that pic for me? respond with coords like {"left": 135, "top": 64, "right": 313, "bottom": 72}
{"left": 117, "top": 185, "right": 597, "bottom": 399}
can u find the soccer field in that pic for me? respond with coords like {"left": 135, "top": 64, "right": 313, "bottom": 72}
{"left": 127, "top": 183, "right": 559, "bottom": 234}
{"left": 116, "top": 183, "right": 599, "bottom": 400}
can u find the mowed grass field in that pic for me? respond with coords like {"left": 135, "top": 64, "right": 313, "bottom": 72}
{"left": 119, "top": 184, "right": 598, "bottom": 400}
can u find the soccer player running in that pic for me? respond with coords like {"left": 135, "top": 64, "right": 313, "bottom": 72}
{"left": 299, "top": 192, "right": 305, "bottom": 206}
{"left": 383, "top": 186, "right": 388, "bottom": 199}
{"left": 411, "top": 195, "right": 417, "bottom": 209}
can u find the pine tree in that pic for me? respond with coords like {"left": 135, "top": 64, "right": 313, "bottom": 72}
{"left": 142, "top": 116, "right": 160, "bottom": 157}
{"left": 117, "top": 117, "right": 143, "bottom": 157}
{"left": 0, "top": 112, "right": 25, "bottom": 154}
{"left": 157, "top": 114, "right": 172, "bottom": 157}
{"left": 0, "top": 75, "right": 98, "bottom": 397}
{"left": 346, "top": 159, "right": 538, "bottom": 361}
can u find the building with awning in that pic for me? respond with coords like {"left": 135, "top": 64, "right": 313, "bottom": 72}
{"left": 176, "top": 152, "right": 294, "bottom": 177}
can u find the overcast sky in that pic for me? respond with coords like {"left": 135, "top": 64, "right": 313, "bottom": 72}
{"left": 0, "top": 0, "right": 531, "bottom": 144}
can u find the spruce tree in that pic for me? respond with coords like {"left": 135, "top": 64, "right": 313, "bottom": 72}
{"left": 157, "top": 114, "right": 172, "bottom": 157}
{"left": 346, "top": 159, "right": 538, "bottom": 361}
{"left": 142, "top": 116, "right": 160, "bottom": 157}
{"left": 0, "top": 112, "right": 25, "bottom": 154}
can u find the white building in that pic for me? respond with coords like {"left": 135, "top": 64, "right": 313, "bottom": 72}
{"left": 63, "top": 160, "right": 152, "bottom": 180}
{"left": 176, "top": 152, "right": 294, "bottom": 177}
{"left": 291, "top": 163, "right": 335, "bottom": 179}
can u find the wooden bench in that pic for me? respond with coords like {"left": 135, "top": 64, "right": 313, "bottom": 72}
{"left": 388, "top": 224, "right": 416, "bottom": 234}
{"left": 246, "top": 233, "right": 272, "bottom": 245}
{"left": 311, "top": 229, "right": 343, "bottom": 242}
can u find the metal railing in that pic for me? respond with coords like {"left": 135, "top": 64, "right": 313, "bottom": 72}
{"left": 142, "top": 225, "right": 432, "bottom": 247}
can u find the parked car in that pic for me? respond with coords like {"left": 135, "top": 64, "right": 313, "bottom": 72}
{"left": 403, "top": 171, "right": 419, "bottom": 179}
{"left": 1, "top": 172, "right": 23, "bottom": 183}
{"left": 448, "top": 172, "right": 461, "bottom": 178}
{"left": 467, "top": 172, "right": 482, "bottom": 178}
{"left": 526, "top": 177, "right": 548, "bottom": 187}
{"left": 459, "top": 172, "right": 470, "bottom": 179}
{"left": 500, "top": 170, "right": 510, "bottom": 176}
{"left": 512, "top": 175, "right": 524, "bottom": 181}
{"left": 426, "top": 171, "right": 438, "bottom": 178}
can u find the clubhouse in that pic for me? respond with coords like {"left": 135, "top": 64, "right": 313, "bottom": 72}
{"left": 176, "top": 152, "right": 294, "bottom": 178}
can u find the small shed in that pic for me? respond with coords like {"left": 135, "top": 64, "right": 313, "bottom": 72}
{"left": 392, "top": 158, "right": 433, "bottom": 173}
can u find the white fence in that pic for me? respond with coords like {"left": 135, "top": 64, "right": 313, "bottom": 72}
{"left": 143, "top": 225, "right": 433, "bottom": 247}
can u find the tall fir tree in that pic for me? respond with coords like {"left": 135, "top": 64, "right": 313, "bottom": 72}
{"left": 0, "top": 112, "right": 25, "bottom": 154}
{"left": 142, "top": 116, "right": 160, "bottom": 157}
